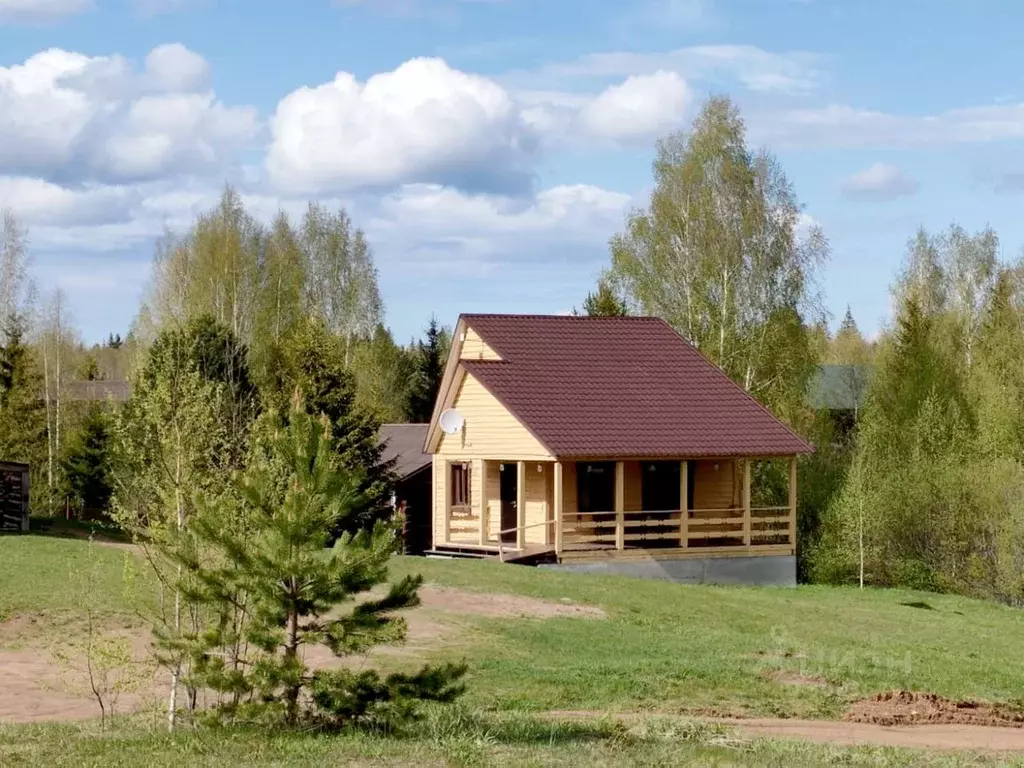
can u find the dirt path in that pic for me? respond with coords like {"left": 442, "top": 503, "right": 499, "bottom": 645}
{"left": 546, "top": 710, "right": 1024, "bottom": 753}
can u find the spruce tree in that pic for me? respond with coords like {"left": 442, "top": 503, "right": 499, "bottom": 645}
{"left": 405, "top": 317, "right": 445, "bottom": 423}
{"left": 175, "top": 397, "right": 466, "bottom": 729}
{"left": 61, "top": 404, "right": 113, "bottom": 517}
{"left": 0, "top": 315, "right": 46, "bottom": 467}
{"left": 575, "top": 279, "right": 627, "bottom": 317}
{"left": 272, "top": 319, "right": 396, "bottom": 533}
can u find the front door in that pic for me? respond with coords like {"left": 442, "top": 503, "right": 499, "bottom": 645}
{"left": 499, "top": 463, "right": 518, "bottom": 543}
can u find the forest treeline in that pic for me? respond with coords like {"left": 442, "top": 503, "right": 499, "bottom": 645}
{"left": 3, "top": 94, "right": 1024, "bottom": 607}
{"left": 0, "top": 194, "right": 449, "bottom": 520}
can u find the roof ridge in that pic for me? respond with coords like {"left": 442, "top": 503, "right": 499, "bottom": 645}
{"left": 460, "top": 313, "right": 660, "bottom": 321}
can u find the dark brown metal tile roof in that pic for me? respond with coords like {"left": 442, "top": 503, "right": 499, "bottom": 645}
{"left": 459, "top": 314, "right": 812, "bottom": 459}
{"left": 378, "top": 424, "right": 431, "bottom": 479}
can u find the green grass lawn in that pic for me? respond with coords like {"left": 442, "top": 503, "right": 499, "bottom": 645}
{"left": 2, "top": 534, "right": 1024, "bottom": 766}
{"left": 389, "top": 557, "right": 1024, "bottom": 719}
{"left": 0, "top": 710, "right": 1014, "bottom": 768}
{"left": 0, "top": 534, "right": 137, "bottom": 622}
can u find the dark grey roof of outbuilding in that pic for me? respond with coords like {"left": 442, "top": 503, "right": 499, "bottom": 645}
{"left": 378, "top": 424, "right": 431, "bottom": 479}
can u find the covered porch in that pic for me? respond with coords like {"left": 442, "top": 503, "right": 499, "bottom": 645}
{"left": 434, "top": 456, "right": 797, "bottom": 562}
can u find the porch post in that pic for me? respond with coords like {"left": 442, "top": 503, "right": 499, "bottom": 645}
{"left": 475, "top": 459, "right": 486, "bottom": 546}
{"left": 742, "top": 458, "right": 751, "bottom": 546}
{"left": 788, "top": 456, "right": 797, "bottom": 553}
{"left": 442, "top": 460, "right": 451, "bottom": 544}
{"left": 679, "top": 460, "right": 688, "bottom": 549}
{"left": 516, "top": 460, "right": 526, "bottom": 549}
{"left": 615, "top": 461, "right": 625, "bottom": 550}
{"left": 554, "top": 461, "right": 564, "bottom": 554}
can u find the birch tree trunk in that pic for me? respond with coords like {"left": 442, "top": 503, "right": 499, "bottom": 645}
{"left": 43, "top": 341, "right": 53, "bottom": 510}
{"left": 167, "top": 427, "right": 184, "bottom": 731}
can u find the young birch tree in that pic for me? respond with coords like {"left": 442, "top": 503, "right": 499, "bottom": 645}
{"left": 40, "top": 289, "right": 74, "bottom": 512}
{"left": 112, "top": 318, "right": 252, "bottom": 729}
{"left": 0, "top": 210, "right": 33, "bottom": 325}
{"left": 302, "top": 203, "right": 383, "bottom": 367}
{"left": 608, "top": 96, "right": 827, "bottom": 420}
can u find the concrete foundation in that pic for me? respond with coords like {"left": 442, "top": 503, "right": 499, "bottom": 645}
{"left": 541, "top": 554, "right": 796, "bottom": 587}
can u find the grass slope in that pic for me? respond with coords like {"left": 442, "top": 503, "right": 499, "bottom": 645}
{"left": 390, "top": 557, "right": 1024, "bottom": 719}
{"left": 0, "top": 534, "right": 135, "bottom": 622}
{"left": 2, "top": 535, "right": 1024, "bottom": 766}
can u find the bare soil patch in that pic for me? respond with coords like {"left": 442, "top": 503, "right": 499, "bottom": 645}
{"left": 0, "top": 628, "right": 160, "bottom": 724}
{"left": 844, "top": 690, "right": 1024, "bottom": 728}
{"left": 0, "top": 583, "right": 600, "bottom": 724}
{"left": 417, "top": 585, "right": 605, "bottom": 620}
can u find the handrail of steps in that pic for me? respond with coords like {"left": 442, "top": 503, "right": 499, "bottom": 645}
{"left": 496, "top": 519, "right": 556, "bottom": 562}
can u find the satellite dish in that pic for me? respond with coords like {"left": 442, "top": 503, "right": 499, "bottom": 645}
{"left": 439, "top": 409, "right": 465, "bottom": 435}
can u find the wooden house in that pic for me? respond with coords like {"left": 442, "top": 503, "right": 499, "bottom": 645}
{"left": 423, "top": 314, "right": 813, "bottom": 585}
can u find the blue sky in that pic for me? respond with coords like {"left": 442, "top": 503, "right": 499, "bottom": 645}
{"left": 2, "top": 0, "right": 1023, "bottom": 344}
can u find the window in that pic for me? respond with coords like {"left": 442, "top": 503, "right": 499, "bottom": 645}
{"left": 450, "top": 463, "right": 471, "bottom": 509}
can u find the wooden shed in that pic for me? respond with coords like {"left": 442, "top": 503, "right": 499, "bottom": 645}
{"left": 378, "top": 424, "right": 432, "bottom": 555}
{"left": 0, "top": 461, "right": 30, "bottom": 532}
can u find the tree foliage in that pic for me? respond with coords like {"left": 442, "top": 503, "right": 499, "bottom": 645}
{"left": 607, "top": 95, "right": 827, "bottom": 421}
{"left": 0, "top": 209, "right": 33, "bottom": 325}
{"left": 266, "top": 319, "right": 396, "bottom": 533}
{"left": 137, "top": 189, "right": 384, "bottom": 386}
{"left": 575, "top": 279, "right": 627, "bottom": 317}
{"left": 61, "top": 404, "right": 114, "bottom": 517}
{"left": 351, "top": 324, "right": 413, "bottom": 423}
{"left": 0, "top": 315, "right": 45, "bottom": 472}
{"left": 169, "top": 397, "right": 466, "bottom": 729}
{"left": 811, "top": 225, "right": 1024, "bottom": 602}
{"left": 405, "top": 317, "right": 447, "bottom": 423}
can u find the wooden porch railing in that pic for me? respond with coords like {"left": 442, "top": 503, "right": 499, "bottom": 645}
{"left": 561, "top": 506, "right": 794, "bottom": 552}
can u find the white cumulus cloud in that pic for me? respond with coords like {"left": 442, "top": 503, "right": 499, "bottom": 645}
{"left": 266, "top": 57, "right": 541, "bottom": 195}
{"left": 577, "top": 71, "right": 690, "bottom": 144}
{"left": 840, "top": 163, "right": 919, "bottom": 202}
{"left": 267, "top": 58, "right": 700, "bottom": 195}
{"left": 0, "top": 44, "right": 258, "bottom": 184}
